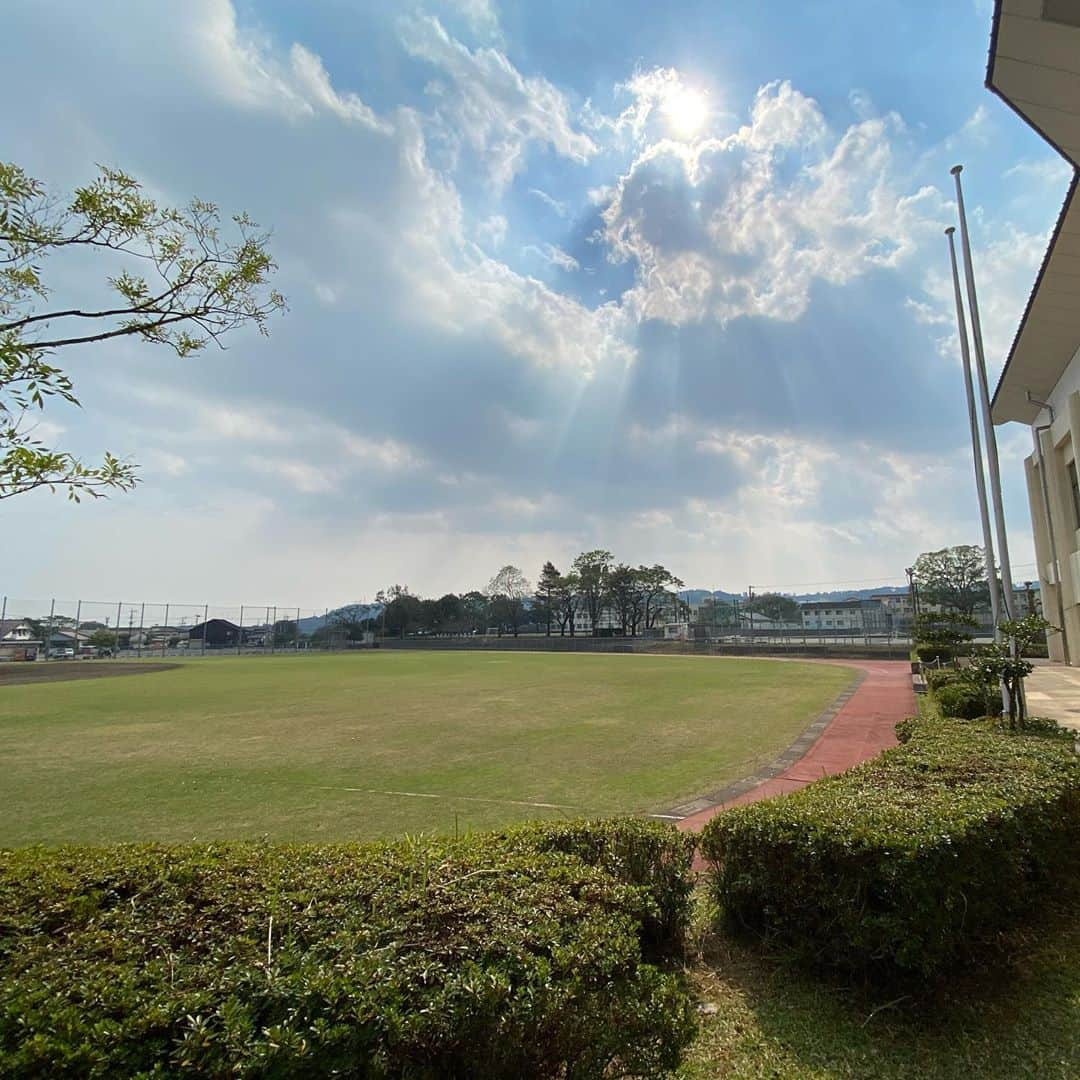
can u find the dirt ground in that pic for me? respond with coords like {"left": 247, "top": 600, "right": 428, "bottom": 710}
{"left": 0, "top": 661, "right": 179, "bottom": 686}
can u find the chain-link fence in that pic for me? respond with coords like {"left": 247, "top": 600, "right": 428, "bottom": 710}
{"left": 0, "top": 595, "right": 364, "bottom": 660}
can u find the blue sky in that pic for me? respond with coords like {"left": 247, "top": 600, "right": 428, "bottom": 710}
{"left": 2, "top": 0, "right": 1073, "bottom": 608}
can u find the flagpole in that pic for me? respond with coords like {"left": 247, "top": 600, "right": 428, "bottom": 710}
{"left": 945, "top": 227, "right": 1001, "bottom": 636}
{"left": 951, "top": 164, "right": 1016, "bottom": 621}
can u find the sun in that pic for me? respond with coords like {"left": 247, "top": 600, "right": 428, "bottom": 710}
{"left": 662, "top": 85, "right": 708, "bottom": 138}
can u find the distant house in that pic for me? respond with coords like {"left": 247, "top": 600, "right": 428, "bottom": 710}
{"left": 187, "top": 619, "right": 241, "bottom": 647}
{"left": 0, "top": 619, "right": 42, "bottom": 661}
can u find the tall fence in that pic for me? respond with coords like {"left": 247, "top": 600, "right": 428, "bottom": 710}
{"left": 0, "top": 595, "right": 359, "bottom": 659}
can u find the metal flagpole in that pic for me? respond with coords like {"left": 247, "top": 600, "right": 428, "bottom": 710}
{"left": 951, "top": 165, "right": 1016, "bottom": 621}
{"left": 947, "top": 226, "right": 1009, "bottom": 714}
{"left": 946, "top": 227, "right": 1001, "bottom": 635}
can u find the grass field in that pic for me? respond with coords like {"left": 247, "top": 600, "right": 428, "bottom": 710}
{"left": 0, "top": 651, "right": 853, "bottom": 845}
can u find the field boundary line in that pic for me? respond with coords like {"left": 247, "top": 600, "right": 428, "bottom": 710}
{"left": 302, "top": 784, "right": 585, "bottom": 812}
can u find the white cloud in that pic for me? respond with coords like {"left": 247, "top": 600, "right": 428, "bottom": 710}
{"left": 1003, "top": 156, "right": 1073, "bottom": 186}
{"left": 247, "top": 457, "right": 339, "bottom": 494}
{"left": 528, "top": 188, "right": 568, "bottom": 216}
{"left": 195, "top": 0, "right": 391, "bottom": 132}
{"left": 523, "top": 242, "right": 580, "bottom": 272}
{"left": 917, "top": 220, "right": 1051, "bottom": 365}
{"left": 601, "top": 80, "right": 947, "bottom": 325}
{"left": 399, "top": 14, "right": 595, "bottom": 188}
{"left": 476, "top": 213, "right": 508, "bottom": 248}
{"left": 142, "top": 449, "right": 190, "bottom": 477}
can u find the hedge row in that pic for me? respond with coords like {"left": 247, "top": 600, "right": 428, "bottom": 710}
{"left": 0, "top": 821, "right": 696, "bottom": 1078}
{"left": 699, "top": 714, "right": 1080, "bottom": 979}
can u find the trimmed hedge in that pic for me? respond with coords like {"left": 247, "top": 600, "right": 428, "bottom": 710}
{"left": 915, "top": 643, "right": 954, "bottom": 664}
{"left": 700, "top": 716, "right": 1080, "bottom": 979}
{"left": 0, "top": 822, "right": 696, "bottom": 1078}
{"left": 496, "top": 817, "right": 695, "bottom": 955}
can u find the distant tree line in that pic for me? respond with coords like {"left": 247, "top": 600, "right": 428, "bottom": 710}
{"left": 323, "top": 552, "right": 690, "bottom": 640}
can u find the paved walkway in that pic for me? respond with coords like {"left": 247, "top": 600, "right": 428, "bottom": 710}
{"left": 676, "top": 659, "right": 915, "bottom": 833}
{"left": 1024, "top": 662, "right": 1080, "bottom": 734}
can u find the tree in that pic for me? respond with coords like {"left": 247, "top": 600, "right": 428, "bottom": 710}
{"left": 912, "top": 546, "right": 990, "bottom": 615}
{"left": 1, "top": 162, "right": 284, "bottom": 502}
{"left": 571, "top": 550, "right": 614, "bottom": 636}
{"left": 458, "top": 591, "right": 489, "bottom": 634}
{"left": 534, "top": 561, "right": 562, "bottom": 637}
{"left": 381, "top": 587, "right": 423, "bottom": 638}
{"left": 272, "top": 619, "right": 297, "bottom": 646}
{"left": 963, "top": 614, "right": 1056, "bottom": 728}
{"left": 551, "top": 571, "right": 579, "bottom": 637}
{"left": 486, "top": 565, "right": 531, "bottom": 637}
{"left": 87, "top": 628, "right": 116, "bottom": 649}
{"left": 638, "top": 565, "right": 685, "bottom": 630}
{"left": 912, "top": 610, "right": 977, "bottom": 650}
{"left": 607, "top": 564, "right": 646, "bottom": 636}
{"left": 745, "top": 592, "right": 800, "bottom": 624}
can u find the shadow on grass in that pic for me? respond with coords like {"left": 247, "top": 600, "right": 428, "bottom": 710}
{"left": 680, "top": 887, "right": 1080, "bottom": 1079}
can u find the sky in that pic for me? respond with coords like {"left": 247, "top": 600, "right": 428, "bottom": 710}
{"left": 2, "top": 0, "right": 1074, "bottom": 611}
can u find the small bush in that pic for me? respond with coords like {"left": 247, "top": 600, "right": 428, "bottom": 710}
{"left": 923, "top": 668, "right": 962, "bottom": 692}
{"left": 700, "top": 717, "right": 1080, "bottom": 980}
{"left": 934, "top": 681, "right": 1000, "bottom": 719}
{"left": 0, "top": 827, "right": 696, "bottom": 1078}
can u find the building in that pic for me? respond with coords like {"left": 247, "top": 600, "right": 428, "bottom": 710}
{"left": 987, "top": 0, "right": 1080, "bottom": 663}
{"left": 0, "top": 619, "right": 42, "bottom": 661}
{"left": 799, "top": 599, "right": 891, "bottom": 635}
{"left": 187, "top": 619, "right": 242, "bottom": 647}
{"left": 870, "top": 592, "right": 914, "bottom": 632}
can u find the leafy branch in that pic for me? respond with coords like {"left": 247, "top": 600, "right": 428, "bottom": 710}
{"left": 0, "top": 161, "right": 285, "bottom": 502}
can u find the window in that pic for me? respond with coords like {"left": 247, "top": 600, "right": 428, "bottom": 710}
{"left": 1069, "top": 460, "right": 1080, "bottom": 531}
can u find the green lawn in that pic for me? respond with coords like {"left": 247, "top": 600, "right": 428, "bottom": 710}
{"left": 0, "top": 651, "right": 852, "bottom": 845}
{"left": 680, "top": 888, "right": 1080, "bottom": 1079}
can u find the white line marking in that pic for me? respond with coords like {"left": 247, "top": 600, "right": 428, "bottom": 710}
{"left": 304, "top": 785, "right": 582, "bottom": 811}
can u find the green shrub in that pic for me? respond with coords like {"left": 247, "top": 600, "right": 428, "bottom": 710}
{"left": 923, "top": 668, "right": 961, "bottom": 692}
{"left": 915, "top": 644, "right": 954, "bottom": 664}
{"left": 934, "top": 680, "right": 1000, "bottom": 719}
{"left": 498, "top": 818, "right": 695, "bottom": 955}
{"left": 0, "top": 829, "right": 696, "bottom": 1078}
{"left": 699, "top": 717, "right": 1080, "bottom": 980}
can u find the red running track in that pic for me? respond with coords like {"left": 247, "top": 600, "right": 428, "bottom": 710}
{"left": 677, "top": 659, "right": 915, "bottom": 833}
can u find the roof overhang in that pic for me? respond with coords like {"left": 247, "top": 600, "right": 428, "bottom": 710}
{"left": 987, "top": 0, "right": 1080, "bottom": 425}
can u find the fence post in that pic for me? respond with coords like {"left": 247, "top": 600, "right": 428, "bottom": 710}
{"left": 47, "top": 598, "right": 55, "bottom": 661}
{"left": 162, "top": 603, "right": 169, "bottom": 657}
{"left": 296, "top": 606, "right": 301, "bottom": 651}
{"left": 137, "top": 602, "right": 145, "bottom": 659}
{"left": 238, "top": 605, "right": 244, "bottom": 655}
{"left": 75, "top": 600, "right": 82, "bottom": 657}
{"left": 202, "top": 604, "right": 209, "bottom": 656}
{"left": 270, "top": 606, "right": 277, "bottom": 654}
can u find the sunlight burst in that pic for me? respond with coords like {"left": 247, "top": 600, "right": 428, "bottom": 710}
{"left": 662, "top": 85, "right": 708, "bottom": 138}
